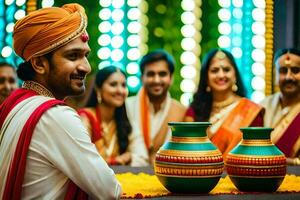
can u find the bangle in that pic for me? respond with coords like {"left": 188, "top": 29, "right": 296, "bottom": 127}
{"left": 293, "top": 158, "right": 300, "bottom": 165}
{"left": 108, "top": 157, "right": 117, "bottom": 165}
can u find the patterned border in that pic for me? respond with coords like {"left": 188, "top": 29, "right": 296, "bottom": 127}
{"left": 156, "top": 153, "right": 223, "bottom": 164}
{"left": 226, "top": 154, "right": 286, "bottom": 166}
{"left": 226, "top": 165, "right": 286, "bottom": 176}
{"left": 265, "top": 0, "right": 274, "bottom": 94}
{"left": 170, "top": 136, "right": 209, "bottom": 143}
{"left": 26, "top": 0, "right": 37, "bottom": 14}
{"left": 241, "top": 139, "right": 273, "bottom": 146}
{"left": 158, "top": 149, "right": 222, "bottom": 157}
{"left": 155, "top": 165, "right": 224, "bottom": 177}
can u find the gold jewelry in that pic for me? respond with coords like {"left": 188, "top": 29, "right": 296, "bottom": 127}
{"left": 206, "top": 86, "right": 211, "bottom": 92}
{"left": 22, "top": 81, "right": 54, "bottom": 98}
{"left": 232, "top": 83, "right": 238, "bottom": 92}
{"left": 215, "top": 50, "right": 226, "bottom": 59}
{"left": 212, "top": 95, "right": 237, "bottom": 109}
{"left": 210, "top": 95, "right": 239, "bottom": 124}
{"left": 97, "top": 94, "right": 102, "bottom": 104}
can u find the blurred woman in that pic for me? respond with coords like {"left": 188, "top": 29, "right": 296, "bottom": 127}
{"left": 184, "top": 49, "right": 264, "bottom": 157}
{"left": 79, "top": 66, "right": 148, "bottom": 166}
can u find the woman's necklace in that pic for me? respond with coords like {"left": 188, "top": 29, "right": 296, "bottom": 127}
{"left": 95, "top": 106, "right": 116, "bottom": 157}
{"left": 212, "top": 95, "right": 237, "bottom": 112}
{"left": 210, "top": 95, "right": 240, "bottom": 124}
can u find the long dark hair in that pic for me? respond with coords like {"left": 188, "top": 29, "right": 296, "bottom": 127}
{"left": 86, "top": 66, "right": 131, "bottom": 154}
{"left": 190, "top": 48, "right": 246, "bottom": 121}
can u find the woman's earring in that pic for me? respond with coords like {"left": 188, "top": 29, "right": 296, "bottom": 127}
{"left": 97, "top": 94, "right": 102, "bottom": 104}
{"left": 232, "top": 83, "right": 238, "bottom": 92}
{"left": 206, "top": 86, "right": 211, "bottom": 92}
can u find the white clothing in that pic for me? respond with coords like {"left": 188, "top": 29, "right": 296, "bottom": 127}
{"left": 128, "top": 130, "right": 149, "bottom": 166}
{"left": 126, "top": 92, "right": 172, "bottom": 147}
{"left": 0, "top": 95, "right": 121, "bottom": 199}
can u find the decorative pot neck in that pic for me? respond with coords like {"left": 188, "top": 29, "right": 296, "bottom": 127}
{"left": 240, "top": 127, "right": 273, "bottom": 140}
{"left": 168, "top": 122, "right": 211, "bottom": 137}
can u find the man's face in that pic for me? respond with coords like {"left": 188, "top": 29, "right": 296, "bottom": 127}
{"left": 0, "top": 66, "right": 17, "bottom": 103}
{"left": 276, "top": 53, "right": 300, "bottom": 98}
{"left": 142, "top": 60, "right": 172, "bottom": 99}
{"left": 44, "top": 36, "right": 91, "bottom": 100}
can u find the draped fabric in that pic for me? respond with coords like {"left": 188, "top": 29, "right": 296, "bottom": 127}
{"left": 78, "top": 109, "right": 102, "bottom": 143}
{"left": 276, "top": 113, "right": 300, "bottom": 157}
{"left": 126, "top": 87, "right": 172, "bottom": 151}
{"left": 0, "top": 89, "right": 88, "bottom": 200}
{"left": 140, "top": 88, "right": 151, "bottom": 149}
{"left": 261, "top": 92, "right": 300, "bottom": 159}
{"left": 13, "top": 3, "right": 87, "bottom": 61}
{"left": 185, "top": 98, "right": 263, "bottom": 158}
{"left": 210, "top": 98, "right": 263, "bottom": 158}
{"left": 78, "top": 108, "right": 119, "bottom": 164}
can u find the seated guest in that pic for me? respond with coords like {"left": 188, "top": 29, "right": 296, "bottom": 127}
{"left": 184, "top": 48, "right": 263, "bottom": 158}
{"left": 79, "top": 66, "right": 148, "bottom": 166}
{"left": 0, "top": 62, "right": 18, "bottom": 104}
{"left": 126, "top": 50, "right": 186, "bottom": 164}
{"left": 260, "top": 48, "right": 300, "bottom": 165}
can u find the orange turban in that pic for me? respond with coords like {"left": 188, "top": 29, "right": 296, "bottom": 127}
{"left": 13, "top": 3, "right": 87, "bottom": 61}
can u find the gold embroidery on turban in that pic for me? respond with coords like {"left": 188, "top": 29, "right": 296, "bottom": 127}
{"left": 13, "top": 3, "right": 87, "bottom": 61}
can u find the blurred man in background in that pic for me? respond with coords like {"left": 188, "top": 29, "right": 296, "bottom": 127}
{"left": 0, "top": 62, "right": 18, "bottom": 104}
{"left": 261, "top": 48, "right": 300, "bottom": 165}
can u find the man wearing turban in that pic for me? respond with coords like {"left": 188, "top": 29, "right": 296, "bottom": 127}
{"left": 0, "top": 4, "right": 121, "bottom": 199}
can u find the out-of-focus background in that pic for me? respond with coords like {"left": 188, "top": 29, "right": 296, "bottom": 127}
{"left": 0, "top": 0, "right": 299, "bottom": 106}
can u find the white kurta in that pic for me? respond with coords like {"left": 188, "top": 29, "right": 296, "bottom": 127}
{"left": 0, "top": 95, "right": 121, "bottom": 199}
{"left": 125, "top": 92, "right": 172, "bottom": 148}
{"left": 128, "top": 130, "right": 149, "bottom": 166}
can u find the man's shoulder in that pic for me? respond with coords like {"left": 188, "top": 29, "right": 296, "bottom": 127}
{"left": 260, "top": 92, "right": 280, "bottom": 106}
{"left": 126, "top": 95, "right": 138, "bottom": 105}
{"left": 45, "top": 104, "right": 78, "bottom": 120}
{"left": 171, "top": 98, "right": 186, "bottom": 112}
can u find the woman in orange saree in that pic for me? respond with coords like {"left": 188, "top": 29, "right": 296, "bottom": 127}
{"left": 184, "top": 49, "right": 264, "bottom": 158}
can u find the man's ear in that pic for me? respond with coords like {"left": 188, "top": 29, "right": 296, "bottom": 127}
{"left": 30, "top": 56, "right": 49, "bottom": 75}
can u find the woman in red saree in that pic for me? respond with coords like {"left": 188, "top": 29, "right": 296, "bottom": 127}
{"left": 78, "top": 66, "right": 148, "bottom": 166}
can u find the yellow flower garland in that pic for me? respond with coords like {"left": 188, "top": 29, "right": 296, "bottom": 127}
{"left": 265, "top": 0, "right": 274, "bottom": 95}
{"left": 116, "top": 173, "right": 300, "bottom": 198}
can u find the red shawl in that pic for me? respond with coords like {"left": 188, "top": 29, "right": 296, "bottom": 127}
{"left": 276, "top": 112, "right": 300, "bottom": 157}
{"left": 0, "top": 88, "right": 88, "bottom": 200}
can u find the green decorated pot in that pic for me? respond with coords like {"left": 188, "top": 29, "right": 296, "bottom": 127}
{"left": 226, "top": 127, "right": 286, "bottom": 192}
{"left": 154, "top": 122, "right": 224, "bottom": 193}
